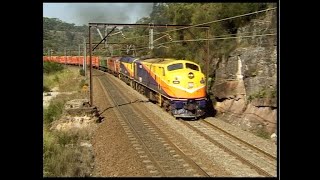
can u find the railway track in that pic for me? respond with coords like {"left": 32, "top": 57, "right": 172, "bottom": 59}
{"left": 179, "top": 119, "right": 277, "bottom": 177}
{"left": 95, "top": 70, "right": 210, "bottom": 177}
{"left": 93, "top": 69, "right": 277, "bottom": 177}
{"left": 202, "top": 120, "right": 277, "bottom": 161}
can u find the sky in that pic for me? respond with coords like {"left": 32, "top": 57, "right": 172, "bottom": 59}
{"left": 43, "top": 3, "right": 154, "bottom": 26}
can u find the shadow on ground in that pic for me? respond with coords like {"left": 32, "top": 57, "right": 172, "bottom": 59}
{"left": 204, "top": 94, "right": 217, "bottom": 118}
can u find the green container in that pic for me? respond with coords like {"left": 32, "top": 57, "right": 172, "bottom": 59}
{"left": 99, "top": 57, "right": 108, "bottom": 70}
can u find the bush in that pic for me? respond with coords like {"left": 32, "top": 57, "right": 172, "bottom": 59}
{"left": 247, "top": 95, "right": 254, "bottom": 102}
{"left": 44, "top": 101, "right": 64, "bottom": 126}
{"left": 43, "top": 85, "right": 51, "bottom": 92}
{"left": 79, "top": 69, "right": 85, "bottom": 76}
{"left": 43, "top": 129, "right": 93, "bottom": 177}
{"left": 53, "top": 75, "right": 60, "bottom": 83}
{"left": 44, "top": 62, "right": 64, "bottom": 74}
{"left": 255, "top": 128, "right": 270, "bottom": 139}
{"left": 43, "top": 131, "right": 81, "bottom": 177}
{"left": 79, "top": 79, "right": 87, "bottom": 89}
{"left": 271, "top": 89, "right": 277, "bottom": 98}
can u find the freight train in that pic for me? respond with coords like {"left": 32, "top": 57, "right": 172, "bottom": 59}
{"left": 43, "top": 55, "right": 207, "bottom": 118}
{"left": 43, "top": 56, "right": 100, "bottom": 68}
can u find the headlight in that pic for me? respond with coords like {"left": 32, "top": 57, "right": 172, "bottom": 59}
{"left": 188, "top": 72, "right": 194, "bottom": 79}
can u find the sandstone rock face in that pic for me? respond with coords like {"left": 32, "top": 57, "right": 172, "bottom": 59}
{"left": 211, "top": 10, "right": 277, "bottom": 136}
{"left": 214, "top": 81, "right": 246, "bottom": 99}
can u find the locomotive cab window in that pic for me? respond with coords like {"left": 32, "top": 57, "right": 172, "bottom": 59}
{"left": 167, "top": 63, "right": 183, "bottom": 71}
{"left": 186, "top": 63, "right": 199, "bottom": 71}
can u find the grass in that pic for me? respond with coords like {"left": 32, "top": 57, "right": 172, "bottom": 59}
{"left": 43, "top": 62, "right": 64, "bottom": 74}
{"left": 79, "top": 69, "right": 85, "bottom": 76}
{"left": 43, "top": 85, "right": 51, "bottom": 92}
{"left": 43, "top": 66, "right": 93, "bottom": 177}
{"left": 254, "top": 128, "right": 270, "bottom": 139}
{"left": 247, "top": 88, "right": 277, "bottom": 102}
{"left": 270, "top": 89, "right": 277, "bottom": 98}
{"left": 43, "top": 100, "right": 64, "bottom": 127}
{"left": 43, "top": 67, "right": 86, "bottom": 92}
{"left": 43, "top": 128, "right": 93, "bottom": 177}
{"left": 79, "top": 79, "right": 88, "bottom": 89}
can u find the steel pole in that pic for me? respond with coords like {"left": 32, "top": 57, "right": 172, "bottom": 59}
{"left": 206, "top": 29, "right": 209, "bottom": 93}
{"left": 89, "top": 26, "right": 93, "bottom": 106}
{"left": 78, "top": 44, "right": 80, "bottom": 68}
{"left": 83, "top": 37, "right": 86, "bottom": 74}
{"left": 64, "top": 48, "right": 67, "bottom": 66}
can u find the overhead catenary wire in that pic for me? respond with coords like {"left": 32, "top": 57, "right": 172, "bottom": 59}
{"left": 124, "top": 7, "right": 276, "bottom": 41}
{"left": 103, "top": 8, "right": 277, "bottom": 55}
{"left": 111, "top": 32, "right": 276, "bottom": 54}
{"left": 53, "top": 8, "right": 276, "bottom": 55}
{"left": 161, "top": 7, "right": 276, "bottom": 33}
{"left": 101, "top": 7, "right": 276, "bottom": 55}
{"left": 151, "top": 28, "right": 276, "bottom": 47}
{"left": 88, "top": 28, "right": 276, "bottom": 55}
{"left": 154, "top": 33, "right": 276, "bottom": 47}
{"left": 210, "top": 28, "right": 276, "bottom": 38}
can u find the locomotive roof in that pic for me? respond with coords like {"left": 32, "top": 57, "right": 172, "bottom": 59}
{"left": 120, "top": 56, "right": 137, "bottom": 63}
{"left": 138, "top": 58, "right": 198, "bottom": 65}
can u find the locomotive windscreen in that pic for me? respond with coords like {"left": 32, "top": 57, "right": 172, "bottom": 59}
{"left": 167, "top": 63, "right": 183, "bottom": 71}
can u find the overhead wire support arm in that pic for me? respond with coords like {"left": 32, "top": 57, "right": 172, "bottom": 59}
{"left": 153, "top": 33, "right": 172, "bottom": 43}
{"left": 88, "top": 22, "right": 209, "bottom": 41}
{"left": 96, "top": 28, "right": 104, "bottom": 40}
{"left": 92, "top": 26, "right": 117, "bottom": 51}
{"left": 88, "top": 23, "right": 209, "bottom": 28}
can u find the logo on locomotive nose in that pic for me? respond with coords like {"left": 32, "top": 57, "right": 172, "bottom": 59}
{"left": 188, "top": 72, "right": 194, "bottom": 79}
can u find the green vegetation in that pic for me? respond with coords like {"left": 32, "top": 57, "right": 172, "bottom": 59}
{"left": 43, "top": 67, "right": 86, "bottom": 92}
{"left": 43, "top": 127, "right": 93, "bottom": 177}
{"left": 254, "top": 127, "right": 270, "bottom": 139}
{"left": 247, "top": 88, "right": 277, "bottom": 102}
{"left": 43, "top": 67, "right": 92, "bottom": 177}
{"left": 43, "top": 62, "right": 64, "bottom": 74}
{"left": 79, "top": 69, "right": 85, "bottom": 76}
{"left": 43, "top": 3, "right": 275, "bottom": 71}
{"left": 43, "top": 68, "right": 64, "bottom": 92}
{"left": 43, "top": 100, "right": 64, "bottom": 127}
{"left": 247, "top": 95, "right": 254, "bottom": 102}
{"left": 270, "top": 89, "right": 277, "bottom": 98}
{"left": 79, "top": 79, "right": 88, "bottom": 89}
{"left": 43, "top": 85, "right": 51, "bottom": 92}
{"left": 247, "top": 90, "right": 266, "bottom": 101}
{"left": 43, "top": 17, "right": 88, "bottom": 53}
{"left": 117, "top": 3, "right": 271, "bottom": 64}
